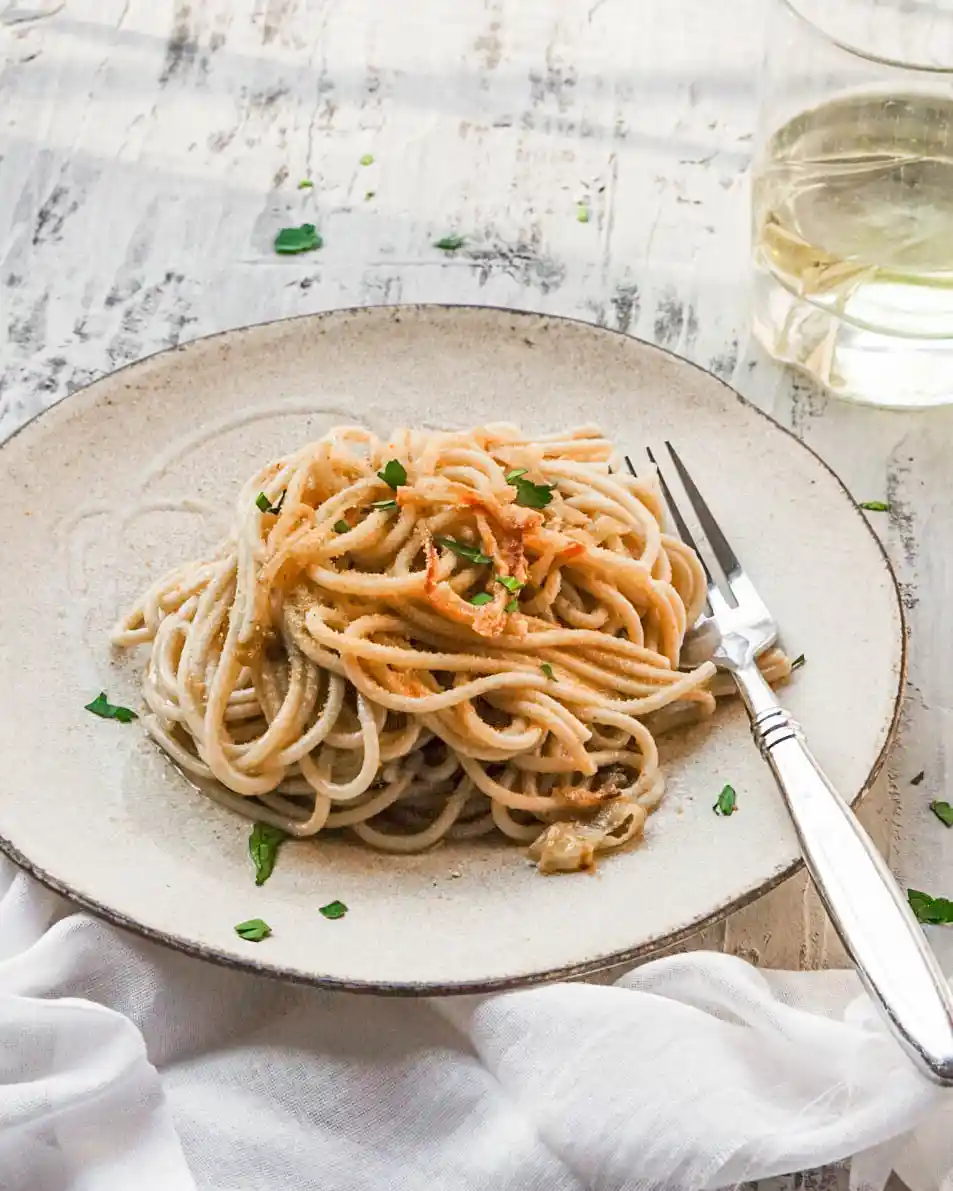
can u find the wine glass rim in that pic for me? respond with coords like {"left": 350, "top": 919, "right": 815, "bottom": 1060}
{"left": 782, "top": 0, "right": 953, "bottom": 74}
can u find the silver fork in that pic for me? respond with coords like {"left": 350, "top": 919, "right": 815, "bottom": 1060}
{"left": 627, "top": 443, "right": 953, "bottom": 1086}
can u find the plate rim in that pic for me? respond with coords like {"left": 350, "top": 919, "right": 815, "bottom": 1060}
{"left": 0, "top": 303, "right": 908, "bottom": 995}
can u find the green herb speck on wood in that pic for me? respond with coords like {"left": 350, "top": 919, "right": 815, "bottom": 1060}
{"left": 319, "top": 900, "right": 348, "bottom": 920}
{"left": 274, "top": 223, "right": 323, "bottom": 255}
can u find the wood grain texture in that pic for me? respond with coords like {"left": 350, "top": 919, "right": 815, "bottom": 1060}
{"left": 1, "top": 0, "right": 949, "bottom": 994}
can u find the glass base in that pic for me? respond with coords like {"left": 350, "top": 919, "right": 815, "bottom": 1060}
{"left": 751, "top": 267, "right": 953, "bottom": 409}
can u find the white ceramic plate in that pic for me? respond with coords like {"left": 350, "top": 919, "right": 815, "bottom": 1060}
{"left": 0, "top": 307, "right": 904, "bottom": 993}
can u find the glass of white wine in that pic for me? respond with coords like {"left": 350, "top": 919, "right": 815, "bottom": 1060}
{"left": 752, "top": 0, "right": 953, "bottom": 408}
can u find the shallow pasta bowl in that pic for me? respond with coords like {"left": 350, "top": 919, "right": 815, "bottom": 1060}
{"left": 0, "top": 305, "right": 904, "bottom": 993}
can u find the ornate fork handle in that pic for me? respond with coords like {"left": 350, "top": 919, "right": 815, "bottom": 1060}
{"left": 737, "top": 662, "right": 953, "bottom": 1085}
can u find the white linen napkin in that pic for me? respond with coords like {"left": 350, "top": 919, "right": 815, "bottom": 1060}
{"left": 1, "top": 855, "right": 951, "bottom": 1191}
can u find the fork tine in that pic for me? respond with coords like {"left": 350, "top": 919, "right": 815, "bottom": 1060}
{"left": 626, "top": 452, "right": 727, "bottom": 615}
{"left": 664, "top": 442, "right": 741, "bottom": 583}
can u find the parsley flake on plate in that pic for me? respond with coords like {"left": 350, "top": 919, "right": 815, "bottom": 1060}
{"left": 359, "top": 153, "right": 374, "bottom": 166}
{"left": 235, "top": 918, "right": 272, "bottom": 942}
{"left": 790, "top": 654, "right": 806, "bottom": 671}
{"left": 85, "top": 692, "right": 137, "bottom": 723}
{"left": 249, "top": 822, "right": 287, "bottom": 887}
{"left": 436, "top": 537, "right": 492, "bottom": 565}
{"left": 274, "top": 223, "right": 323, "bottom": 254}
{"left": 908, "top": 889, "right": 953, "bottom": 925}
{"left": 297, "top": 178, "right": 313, "bottom": 189}
{"left": 713, "top": 784, "right": 737, "bottom": 816}
{"left": 319, "top": 900, "right": 348, "bottom": 920}
{"left": 859, "top": 500, "right": 890, "bottom": 512}
{"left": 576, "top": 204, "right": 590, "bottom": 223}
{"left": 434, "top": 235, "right": 465, "bottom": 252}
{"left": 377, "top": 459, "right": 407, "bottom": 489}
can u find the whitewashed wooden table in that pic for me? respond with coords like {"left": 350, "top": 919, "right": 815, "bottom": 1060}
{"left": 1, "top": 0, "right": 949, "bottom": 1183}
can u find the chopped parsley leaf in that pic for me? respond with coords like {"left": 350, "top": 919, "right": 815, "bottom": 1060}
{"left": 85, "top": 692, "right": 137, "bottom": 723}
{"left": 365, "top": 190, "right": 375, "bottom": 201}
{"left": 791, "top": 654, "right": 806, "bottom": 671}
{"left": 370, "top": 499, "right": 397, "bottom": 511}
{"left": 359, "top": 153, "right": 374, "bottom": 166}
{"left": 496, "top": 574, "right": 524, "bottom": 594}
{"left": 908, "top": 889, "right": 953, "bottom": 925}
{"left": 235, "top": 918, "right": 272, "bottom": 942}
{"left": 434, "top": 234, "right": 465, "bottom": 252}
{"left": 319, "top": 900, "right": 348, "bottom": 920}
{"left": 511, "top": 475, "right": 555, "bottom": 509}
{"left": 333, "top": 519, "right": 350, "bottom": 533}
{"left": 713, "top": 784, "right": 737, "bottom": 816}
{"left": 576, "top": 204, "right": 590, "bottom": 223}
{"left": 505, "top": 598, "right": 519, "bottom": 613}
{"left": 249, "top": 823, "right": 287, "bottom": 887}
{"left": 469, "top": 592, "right": 493, "bottom": 606}
{"left": 274, "top": 223, "right": 322, "bottom": 254}
{"left": 540, "top": 663, "right": 555, "bottom": 680}
{"left": 378, "top": 459, "right": 407, "bottom": 489}
{"left": 505, "top": 468, "right": 528, "bottom": 482}
{"left": 298, "top": 178, "right": 313, "bottom": 189}
{"left": 256, "top": 490, "right": 286, "bottom": 516}
{"left": 859, "top": 500, "right": 890, "bottom": 512}
{"left": 911, "top": 770, "right": 926, "bottom": 786}
{"left": 436, "top": 536, "right": 492, "bottom": 565}
{"left": 931, "top": 801, "right": 953, "bottom": 828}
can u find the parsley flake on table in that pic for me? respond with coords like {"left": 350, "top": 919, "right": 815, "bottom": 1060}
{"left": 359, "top": 153, "right": 374, "bottom": 166}
{"left": 713, "top": 784, "right": 737, "bottom": 816}
{"left": 908, "top": 889, "right": 953, "bottom": 925}
{"left": 319, "top": 900, "right": 348, "bottom": 920}
{"left": 496, "top": 575, "right": 524, "bottom": 594}
{"left": 298, "top": 178, "right": 313, "bottom": 189}
{"left": 469, "top": 592, "right": 493, "bottom": 606}
{"left": 377, "top": 459, "right": 407, "bottom": 489}
{"left": 436, "top": 537, "right": 492, "bottom": 565}
{"left": 540, "top": 663, "right": 555, "bottom": 680}
{"left": 434, "top": 235, "right": 465, "bottom": 252}
{"left": 364, "top": 190, "right": 376, "bottom": 201}
{"left": 85, "top": 692, "right": 138, "bottom": 723}
{"left": 576, "top": 203, "right": 590, "bottom": 223}
{"left": 256, "top": 490, "right": 286, "bottom": 515}
{"left": 249, "top": 822, "right": 287, "bottom": 887}
{"left": 859, "top": 500, "right": 890, "bottom": 512}
{"left": 911, "top": 770, "right": 926, "bottom": 786}
{"left": 931, "top": 801, "right": 953, "bottom": 828}
{"left": 274, "top": 223, "right": 323, "bottom": 254}
{"left": 235, "top": 918, "right": 272, "bottom": 942}
{"left": 790, "top": 654, "right": 806, "bottom": 671}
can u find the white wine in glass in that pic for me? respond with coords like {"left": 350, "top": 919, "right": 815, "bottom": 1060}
{"left": 752, "top": 1, "right": 953, "bottom": 408}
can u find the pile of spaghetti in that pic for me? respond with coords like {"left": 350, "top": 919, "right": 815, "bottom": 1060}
{"left": 113, "top": 424, "right": 788, "bottom": 873}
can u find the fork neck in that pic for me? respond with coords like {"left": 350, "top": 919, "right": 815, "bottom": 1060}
{"left": 733, "top": 662, "right": 781, "bottom": 721}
